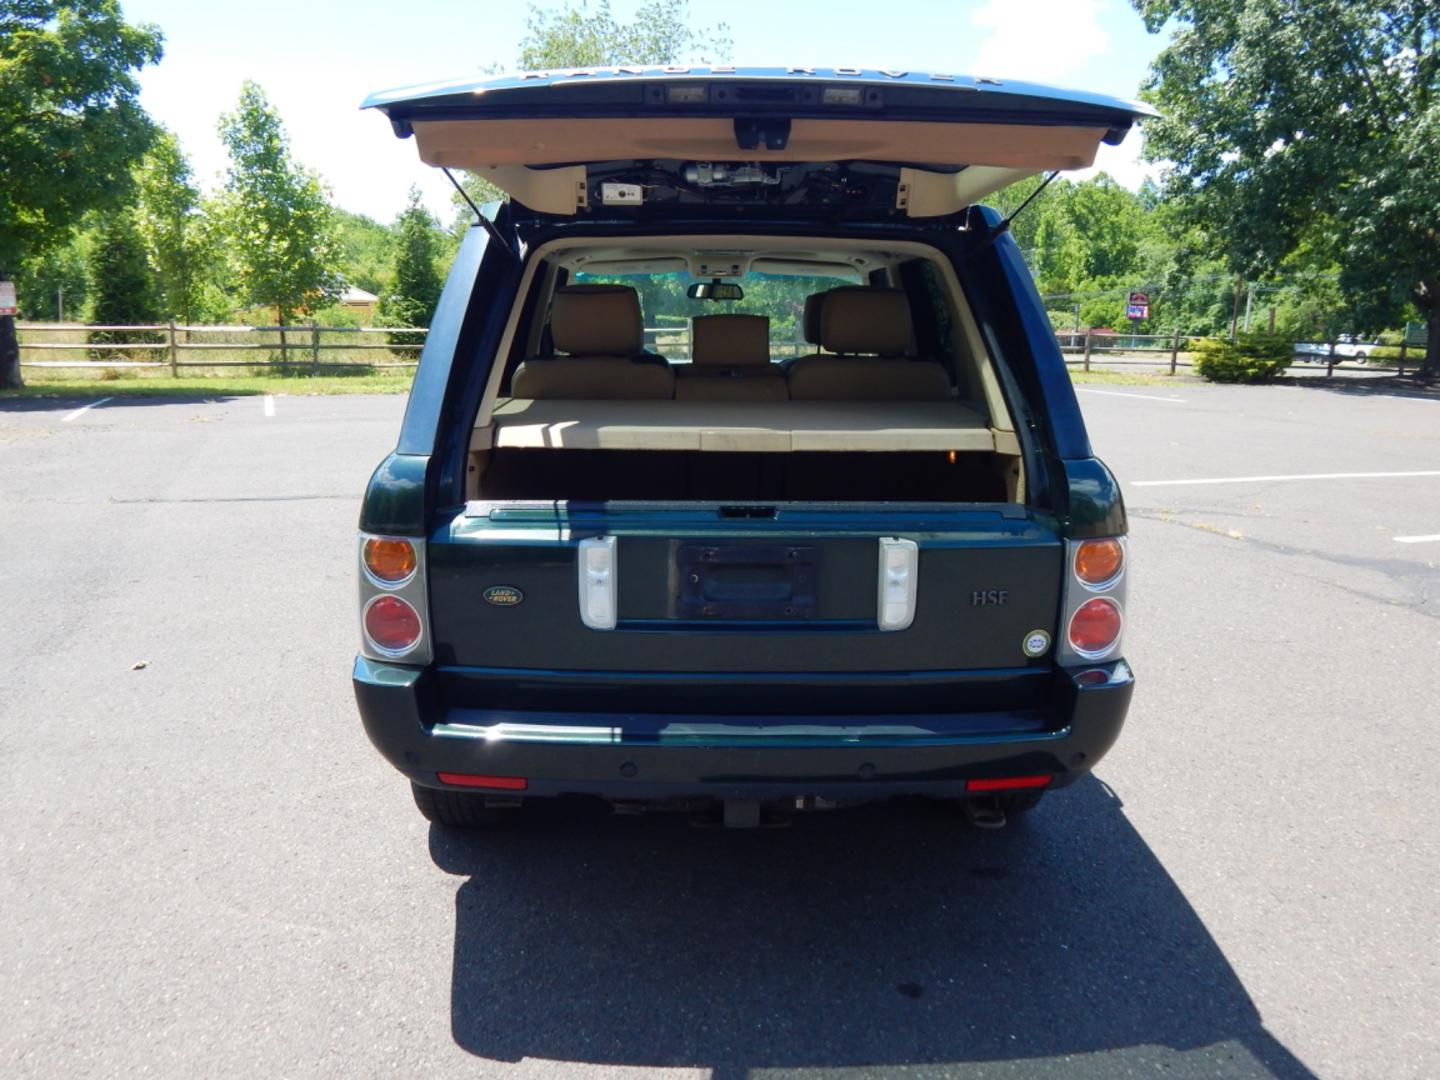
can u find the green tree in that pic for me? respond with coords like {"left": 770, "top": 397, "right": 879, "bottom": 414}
{"left": 14, "top": 228, "right": 92, "bottom": 321}
{"left": 134, "top": 128, "right": 215, "bottom": 324}
{"left": 517, "top": 0, "right": 730, "bottom": 69}
{"left": 1134, "top": 0, "right": 1440, "bottom": 376}
{"left": 86, "top": 208, "right": 161, "bottom": 356}
{"left": 377, "top": 187, "right": 445, "bottom": 349}
{"left": 334, "top": 209, "right": 396, "bottom": 297}
{"left": 0, "top": 0, "right": 163, "bottom": 388}
{"left": 451, "top": 0, "right": 732, "bottom": 227}
{"left": 217, "top": 81, "right": 342, "bottom": 326}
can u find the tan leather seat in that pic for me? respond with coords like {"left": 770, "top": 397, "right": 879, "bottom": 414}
{"left": 786, "top": 287, "right": 952, "bottom": 401}
{"left": 512, "top": 284, "right": 674, "bottom": 399}
{"left": 674, "top": 314, "right": 788, "bottom": 401}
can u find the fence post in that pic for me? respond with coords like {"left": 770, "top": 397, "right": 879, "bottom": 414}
{"left": 1083, "top": 330, "right": 1093, "bottom": 372}
{"left": 278, "top": 324, "right": 288, "bottom": 367}
{"left": 168, "top": 320, "right": 178, "bottom": 378}
{"left": 1326, "top": 339, "right": 1337, "bottom": 380}
{"left": 1398, "top": 341, "right": 1407, "bottom": 377}
{"left": 1170, "top": 329, "right": 1181, "bottom": 375}
{"left": 311, "top": 321, "right": 319, "bottom": 371}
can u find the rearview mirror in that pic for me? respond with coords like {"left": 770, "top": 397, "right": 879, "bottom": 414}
{"left": 687, "top": 280, "right": 744, "bottom": 301}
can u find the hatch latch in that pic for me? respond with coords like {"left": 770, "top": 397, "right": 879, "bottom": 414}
{"left": 733, "top": 117, "right": 791, "bottom": 151}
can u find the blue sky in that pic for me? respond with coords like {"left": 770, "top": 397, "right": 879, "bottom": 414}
{"left": 121, "top": 0, "right": 1171, "bottom": 221}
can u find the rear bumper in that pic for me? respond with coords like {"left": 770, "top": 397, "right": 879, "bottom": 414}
{"left": 354, "top": 657, "right": 1133, "bottom": 802}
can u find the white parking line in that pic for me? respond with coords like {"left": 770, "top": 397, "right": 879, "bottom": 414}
{"left": 1132, "top": 470, "right": 1440, "bottom": 488}
{"left": 61, "top": 397, "right": 113, "bottom": 422}
{"left": 1075, "top": 388, "right": 1186, "bottom": 403}
{"left": 263, "top": 395, "right": 276, "bottom": 417}
{"left": 1394, "top": 534, "right": 1440, "bottom": 544}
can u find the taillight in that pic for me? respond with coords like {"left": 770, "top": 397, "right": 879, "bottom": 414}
{"left": 437, "top": 772, "right": 528, "bottom": 790}
{"left": 357, "top": 531, "right": 430, "bottom": 664}
{"left": 1074, "top": 538, "right": 1124, "bottom": 588}
{"left": 1068, "top": 597, "right": 1122, "bottom": 658}
{"left": 362, "top": 537, "right": 417, "bottom": 584}
{"left": 966, "top": 775, "right": 1051, "bottom": 792}
{"left": 364, "top": 595, "right": 422, "bottom": 654}
{"left": 1059, "top": 534, "right": 1127, "bottom": 666}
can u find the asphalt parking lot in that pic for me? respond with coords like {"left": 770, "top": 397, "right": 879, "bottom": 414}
{"left": 2, "top": 380, "right": 1437, "bottom": 1078}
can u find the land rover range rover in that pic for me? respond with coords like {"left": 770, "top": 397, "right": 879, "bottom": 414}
{"left": 353, "top": 67, "right": 1145, "bottom": 828}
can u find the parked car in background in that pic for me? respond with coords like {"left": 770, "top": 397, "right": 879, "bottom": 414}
{"left": 352, "top": 67, "right": 1146, "bottom": 831}
{"left": 1294, "top": 335, "right": 1381, "bottom": 361}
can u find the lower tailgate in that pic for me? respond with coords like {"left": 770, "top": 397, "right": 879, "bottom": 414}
{"left": 428, "top": 503, "right": 1065, "bottom": 686}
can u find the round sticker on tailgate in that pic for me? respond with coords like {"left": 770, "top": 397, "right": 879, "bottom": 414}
{"left": 483, "top": 585, "right": 524, "bottom": 607}
{"left": 1023, "top": 629, "right": 1051, "bottom": 657}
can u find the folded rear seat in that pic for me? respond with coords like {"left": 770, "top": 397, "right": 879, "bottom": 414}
{"left": 511, "top": 284, "right": 674, "bottom": 399}
{"left": 786, "top": 287, "right": 952, "bottom": 401}
{"left": 674, "top": 314, "right": 788, "bottom": 401}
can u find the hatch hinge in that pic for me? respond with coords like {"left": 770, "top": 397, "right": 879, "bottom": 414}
{"left": 733, "top": 117, "right": 791, "bottom": 151}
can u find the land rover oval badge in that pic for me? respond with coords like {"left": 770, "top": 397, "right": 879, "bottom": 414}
{"left": 483, "top": 585, "right": 524, "bottom": 607}
{"left": 1022, "top": 629, "right": 1051, "bottom": 657}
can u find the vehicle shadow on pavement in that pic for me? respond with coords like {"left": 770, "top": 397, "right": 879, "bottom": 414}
{"left": 430, "top": 778, "right": 1316, "bottom": 1079}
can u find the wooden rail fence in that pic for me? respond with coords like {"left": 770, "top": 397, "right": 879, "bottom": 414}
{"left": 1056, "top": 330, "right": 1423, "bottom": 378}
{"left": 17, "top": 322, "right": 428, "bottom": 375}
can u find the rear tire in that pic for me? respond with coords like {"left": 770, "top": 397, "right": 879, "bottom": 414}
{"left": 411, "top": 781, "right": 512, "bottom": 827}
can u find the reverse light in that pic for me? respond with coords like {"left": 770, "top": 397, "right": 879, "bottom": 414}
{"left": 363, "top": 595, "right": 423, "bottom": 654}
{"left": 578, "top": 536, "right": 618, "bottom": 630}
{"left": 362, "top": 537, "right": 417, "bottom": 584}
{"left": 877, "top": 537, "right": 919, "bottom": 631}
{"left": 1068, "top": 597, "right": 1123, "bottom": 658}
{"left": 1074, "top": 537, "right": 1124, "bottom": 588}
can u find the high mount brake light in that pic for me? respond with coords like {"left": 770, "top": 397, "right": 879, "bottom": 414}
{"left": 363, "top": 537, "right": 417, "bottom": 584}
{"left": 1074, "top": 538, "right": 1124, "bottom": 587}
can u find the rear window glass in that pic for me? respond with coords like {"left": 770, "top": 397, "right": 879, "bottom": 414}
{"left": 572, "top": 270, "right": 856, "bottom": 363}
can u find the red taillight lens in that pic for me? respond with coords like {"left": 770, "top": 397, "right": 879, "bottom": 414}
{"left": 966, "top": 775, "right": 1051, "bottom": 792}
{"left": 364, "top": 595, "right": 422, "bottom": 653}
{"left": 1075, "top": 538, "right": 1124, "bottom": 586}
{"left": 363, "top": 537, "right": 417, "bottom": 583}
{"left": 1068, "top": 597, "right": 1122, "bottom": 657}
{"left": 437, "top": 772, "right": 528, "bottom": 791}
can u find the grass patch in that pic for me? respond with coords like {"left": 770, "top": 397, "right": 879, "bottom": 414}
{"left": 5, "top": 371, "right": 414, "bottom": 398}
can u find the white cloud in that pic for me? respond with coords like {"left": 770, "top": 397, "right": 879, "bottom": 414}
{"left": 971, "top": 0, "right": 1110, "bottom": 83}
{"left": 1075, "top": 127, "right": 1162, "bottom": 190}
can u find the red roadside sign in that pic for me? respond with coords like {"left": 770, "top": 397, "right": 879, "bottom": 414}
{"left": 0, "top": 281, "right": 16, "bottom": 317}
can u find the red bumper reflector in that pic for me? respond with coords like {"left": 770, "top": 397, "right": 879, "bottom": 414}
{"left": 437, "top": 772, "right": 528, "bottom": 791}
{"left": 966, "top": 775, "right": 1051, "bottom": 792}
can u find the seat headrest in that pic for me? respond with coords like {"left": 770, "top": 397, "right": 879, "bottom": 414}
{"left": 551, "top": 285, "right": 643, "bottom": 356}
{"left": 802, "top": 292, "right": 827, "bottom": 345}
{"left": 820, "top": 287, "right": 913, "bottom": 355}
{"left": 690, "top": 314, "right": 770, "bottom": 366}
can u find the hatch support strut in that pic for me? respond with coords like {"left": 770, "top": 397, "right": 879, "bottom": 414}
{"left": 442, "top": 168, "right": 519, "bottom": 259}
{"left": 969, "top": 170, "right": 1061, "bottom": 258}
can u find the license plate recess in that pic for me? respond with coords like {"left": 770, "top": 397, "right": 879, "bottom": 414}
{"left": 675, "top": 544, "right": 819, "bottom": 620}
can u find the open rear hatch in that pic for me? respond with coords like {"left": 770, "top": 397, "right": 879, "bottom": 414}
{"left": 363, "top": 66, "right": 1153, "bottom": 218}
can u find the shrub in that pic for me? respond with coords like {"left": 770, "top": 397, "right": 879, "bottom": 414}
{"left": 1192, "top": 334, "right": 1293, "bottom": 383}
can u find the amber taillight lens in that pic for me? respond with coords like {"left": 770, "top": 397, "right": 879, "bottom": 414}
{"left": 1074, "top": 538, "right": 1124, "bottom": 587}
{"left": 1068, "top": 597, "right": 1123, "bottom": 657}
{"left": 364, "top": 595, "right": 422, "bottom": 653}
{"left": 363, "top": 537, "right": 417, "bottom": 583}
